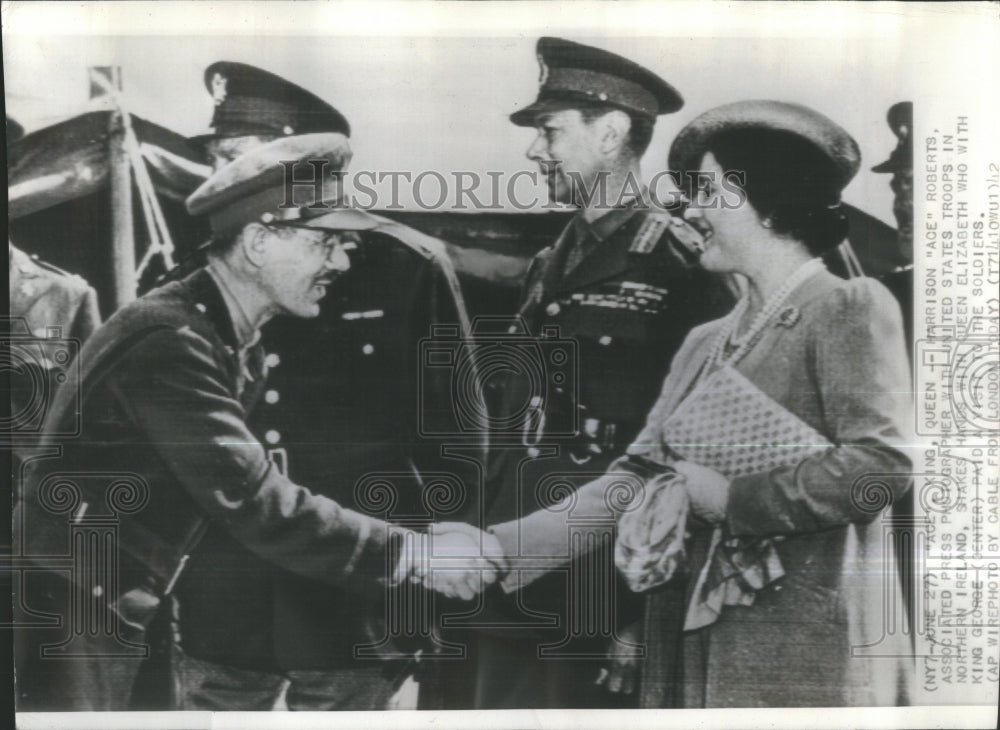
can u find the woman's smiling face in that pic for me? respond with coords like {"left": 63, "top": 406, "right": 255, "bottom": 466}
{"left": 683, "top": 152, "right": 769, "bottom": 275}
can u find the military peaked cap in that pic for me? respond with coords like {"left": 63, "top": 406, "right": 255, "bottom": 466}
{"left": 191, "top": 61, "right": 350, "bottom": 147}
{"left": 186, "top": 132, "right": 352, "bottom": 236}
{"left": 510, "top": 37, "right": 683, "bottom": 127}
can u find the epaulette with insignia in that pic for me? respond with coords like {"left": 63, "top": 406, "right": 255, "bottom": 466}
{"left": 628, "top": 212, "right": 704, "bottom": 266}
{"left": 628, "top": 212, "right": 671, "bottom": 255}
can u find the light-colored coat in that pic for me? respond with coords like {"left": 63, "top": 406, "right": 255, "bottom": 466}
{"left": 492, "top": 269, "right": 915, "bottom": 707}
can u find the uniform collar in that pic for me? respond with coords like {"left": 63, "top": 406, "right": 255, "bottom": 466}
{"left": 578, "top": 194, "right": 646, "bottom": 243}
{"left": 203, "top": 262, "right": 261, "bottom": 350}
{"left": 554, "top": 197, "right": 648, "bottom": 294}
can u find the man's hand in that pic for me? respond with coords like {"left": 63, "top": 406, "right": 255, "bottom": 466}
{"left": 673, "top": 460, "right": 730, "bottom": 524}
{"left": 393, "top": 522, "right": 507, "bottom": 601}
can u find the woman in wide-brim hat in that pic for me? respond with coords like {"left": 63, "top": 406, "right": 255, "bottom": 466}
{"left": 489, "top": 100, "right": 915, "bottom": 707}
{"left": 640, "top": 99, "right": 914, "bottom": 707}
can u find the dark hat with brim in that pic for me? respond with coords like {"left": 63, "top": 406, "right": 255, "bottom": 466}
{"left": 669, "top": 100, "right": 861, "bottom": 191}
{"left": 186, "top": 132, "right": 352, "bottom": 237}
{"left": 510, "top": 37, "right": 683, "bottom": 127}
{"left": 7, "top": 116, "right": 24, "bottom": 145}
{"left": 872, "top": 101, "right": 913, "bottom": 173}
{"left": 189, "top": 61, "right": 350, "bottom": 151}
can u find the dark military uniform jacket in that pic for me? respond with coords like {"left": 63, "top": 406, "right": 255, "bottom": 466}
{"left": 214, "top": 216, "right": 480, "bottom": 672}
{"left": 15, "top": 267, "right": 409, "bottom": 705}
{"left": 482, "top": 200, "right": 734, "bottom": 622}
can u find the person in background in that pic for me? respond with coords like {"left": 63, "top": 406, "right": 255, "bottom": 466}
{"left": 488, "top": 100, "right": 915, "bottom": 707}
{"left": 8, "top": 243, "right": 100, "bottom": 344}
{"left": 872, "top": 101, "right": 914, "bottom": 355}
{"left": 7, "top": 116, "right": 102, "bottom": 475}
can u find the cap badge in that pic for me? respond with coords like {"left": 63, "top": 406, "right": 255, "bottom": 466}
{"left": 537, "top": 54, "right": 549, "bottom": 86}
{"left": 211, "top": 72, "right": 228, "bottom": 105}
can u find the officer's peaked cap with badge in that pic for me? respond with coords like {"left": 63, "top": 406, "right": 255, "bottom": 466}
{"left": 190, "top": 61, "right": 350, "bottom": 148}
{"left": 510, "top": 37, "right": 683, "bottom": 127}
{"left": 871, "top": 101, "right": 913, "bottom": 174}
{"left": 186, "top": 132, "right": 353, "bottom": 237}
{"left": 669, "top": 100, "right": 862, "bottom": 192}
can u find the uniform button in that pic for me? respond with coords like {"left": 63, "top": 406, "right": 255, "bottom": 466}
{"left": 546, "top": 302, "right": 561, "bottom": 316}
{"left": 362, "top": 343, "right": 375, "bottom": 355}
{"left": 527, "top": 447, "right": 540, "bottom": 458}
{"left": 195, "top": 303, "right": 207, "bottom": 313}
{"left": 283, "top": 125, "right": 294, "bottom": 135}
{"left": 265, "top": 353, "right": 281, "bottom": 368}
{"left": 93, "top": 585, "right": 103, "bottom": 598}
{"left": 265, "top": 390, "right": 280, "bottom": 404}
{"left": 265, "top": 430, "right": 281, "bottom": 444}
{"left": 598, "top": 335, "right": 613, "bottom": 346}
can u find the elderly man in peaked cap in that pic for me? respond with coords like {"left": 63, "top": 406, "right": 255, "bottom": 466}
{"left": 138, "top": 62, "right": 486, "bottom": 711}
{"left": 425, "top": 38, "right": 734, "bottom": 711}
{"left": 14, "top": 133, "right": 501, "bottom": 712}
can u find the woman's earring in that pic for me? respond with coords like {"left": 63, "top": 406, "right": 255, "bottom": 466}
{"left": 761, "top": 217, "right": 773, "bottom": 229}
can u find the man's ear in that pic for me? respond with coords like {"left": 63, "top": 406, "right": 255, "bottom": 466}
{"left": 238, "top": 223, "right": 270, "bottom": 269}
{"left": 599, "top": 109, "right": 632, "bottom": 157}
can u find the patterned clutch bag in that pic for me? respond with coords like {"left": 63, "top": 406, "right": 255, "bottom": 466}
{"left": 659, "top": 365, "right": 830, "bottom": 479}
{"left": 614, "top": 366, "right": 831, "bottom": 603}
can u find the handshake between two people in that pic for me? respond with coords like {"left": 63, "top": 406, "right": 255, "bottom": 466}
{"left": 391, "top": 521, "right": 508, "bottom": 601}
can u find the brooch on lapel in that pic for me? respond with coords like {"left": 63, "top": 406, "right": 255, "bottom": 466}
{"left": 775, "top": 306, "right": 801, "bottom": 328}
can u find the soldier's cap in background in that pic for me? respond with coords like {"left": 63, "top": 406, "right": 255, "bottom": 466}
{"left": 669, "top": 100, "right": 861, "bottom": 191}
{"left": 871, "top": 101, "right": 913, "bottom": 174}
{"left": 189, "top": 61, "right": 350, "bottom": 150}
{"left": 510, "top": 37, "right": 683, "bottom": 127}
{"left": 7, "top": 116, "right": 24, "bottom": 145}
{"left": 185, "top": 132, "right": 355, "bottom": 237}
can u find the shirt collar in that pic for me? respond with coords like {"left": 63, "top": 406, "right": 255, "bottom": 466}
{"left": 205, "top": 260, "right": 261, "bottom": 350}
{"left": 576, "top": 191, "right": 647, "bottom": 242}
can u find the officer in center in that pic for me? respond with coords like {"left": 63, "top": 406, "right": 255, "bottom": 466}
{"left": 174, "top": 62, "right": 480, "bottom": 710}
{"left": 436, "top": 38, "right": 735, "bottom": 710}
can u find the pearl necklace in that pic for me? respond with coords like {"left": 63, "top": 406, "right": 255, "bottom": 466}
{"left": 699, "top": 257, "right": 826, "bottom": 382}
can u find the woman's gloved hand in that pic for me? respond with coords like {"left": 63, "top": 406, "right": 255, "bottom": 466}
{"left": 673, "top": 460, "right": 731, "bottom": 524}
